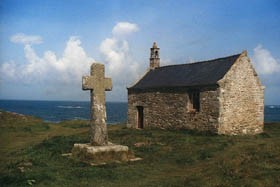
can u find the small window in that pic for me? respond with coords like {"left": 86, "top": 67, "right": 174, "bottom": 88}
{"left": 188, "top": 91, "right": 200, "bottom": 112}
{"left": 155, "top": 51, "right": 158, "bottom": 57}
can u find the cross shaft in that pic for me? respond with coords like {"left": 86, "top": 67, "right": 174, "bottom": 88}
{"left": 82, "top": 63, "right": 112, "bottom": 146}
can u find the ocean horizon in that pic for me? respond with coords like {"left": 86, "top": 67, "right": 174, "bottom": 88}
{"left": 0, "top": 99, "right": 280, "bottom": 123}
{"left": 0, "top": 100, "right": 127, "bottom": 124}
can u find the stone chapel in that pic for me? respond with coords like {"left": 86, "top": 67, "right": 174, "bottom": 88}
{"left": 127, "top": 42, "right": 265, "bottom": 135}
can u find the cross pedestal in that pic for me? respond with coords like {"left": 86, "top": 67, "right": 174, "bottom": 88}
{"left": 71, "top": 62, "right": 137, "bottom": 165}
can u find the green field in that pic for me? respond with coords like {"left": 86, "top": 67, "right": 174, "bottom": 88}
{"left": 0, "top": 110, "right": 280, "bottom": 186}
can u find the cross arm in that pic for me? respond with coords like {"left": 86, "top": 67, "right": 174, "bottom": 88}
{"left": 104, "top": 78, "right": 112, "bottom": 91}
{"left": 82, "top": 76, "right": 95, "bottom": 90}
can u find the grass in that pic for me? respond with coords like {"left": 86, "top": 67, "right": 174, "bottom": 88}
{"left": 0, "top": 110, "right": 280, "bottom": 186}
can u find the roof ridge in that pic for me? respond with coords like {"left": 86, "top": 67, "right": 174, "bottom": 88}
{"left": 156, "top": 53, "right": 241, "bottom": 69}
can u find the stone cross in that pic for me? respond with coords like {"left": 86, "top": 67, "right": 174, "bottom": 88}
{"left": 82, "top": 63, "right": 112, "bottom": 146}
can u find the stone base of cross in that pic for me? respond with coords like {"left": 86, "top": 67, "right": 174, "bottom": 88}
{"left": 70, "top": 62, "right": 141, "bottom": 165}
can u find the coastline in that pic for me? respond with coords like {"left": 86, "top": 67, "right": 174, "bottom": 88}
{"left": 0, "top": 100, "right": 128, "bottom": 123}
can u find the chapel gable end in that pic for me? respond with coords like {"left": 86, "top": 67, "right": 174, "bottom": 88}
{"left": 218, "top": 50, "right": 263, "bottom": 89}
{"left": 217, "top": 50, "right": 265, "bottom": 135}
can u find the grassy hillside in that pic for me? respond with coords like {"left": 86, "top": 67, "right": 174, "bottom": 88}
{"left": 0, "top": 110, "right": 280, "bottom": 186}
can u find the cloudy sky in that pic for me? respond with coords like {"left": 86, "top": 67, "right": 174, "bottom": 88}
{"left": 0, "top": 0, "right": 279, "bottom": 104}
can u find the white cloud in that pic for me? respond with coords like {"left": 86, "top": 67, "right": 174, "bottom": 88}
{"left": 10, "top": 33, "right": 43, "bottom": 45}
{"left": 252, "top": 44, "right": 280, "bottom": 75}
{"left": 0, "top": 60, "right": 16, "bottom": 79}
{"left": 100, "top": 22, "right": 141, "bottom": 101}
{"left": 2, "top": 22, "right": 141, "bottom": 101}
{"left": 1, "top": 36, "right": 94, "bottom": 85}
{"left": 100, "top": 23, "right": 140, "bottom": 83}
{"left": 112, "top": 22, "right": 139, "bottom": 36}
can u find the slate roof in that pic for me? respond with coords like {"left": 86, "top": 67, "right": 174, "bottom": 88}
{"left": 129, "top": 53, "right": 241, "bottom": 90}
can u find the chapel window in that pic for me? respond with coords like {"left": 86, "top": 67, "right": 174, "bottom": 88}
{"left": 188, "top": 91, "right": 200, "bottom": 112}
{"left": 155, "top": 51, "right": 158, "bottom": 57}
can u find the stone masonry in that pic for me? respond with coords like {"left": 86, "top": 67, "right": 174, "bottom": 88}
{"left": 127, "top": 44, "right": 264, "bottom": 135}
{"left": 218, "top": 51, "right": 265, "bottom": 135}
{"left": 127, "top": 86, "right": 220, "bottom": 132}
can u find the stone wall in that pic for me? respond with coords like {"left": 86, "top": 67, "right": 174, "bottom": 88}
{"left": 127, "top": 51, "right": 264, "bottom": 135}
{"left": 127, "top": 86, "right": 220, "bottom": 132}
{"left": 217, "top": 51, "right": 265, "bottom": 135}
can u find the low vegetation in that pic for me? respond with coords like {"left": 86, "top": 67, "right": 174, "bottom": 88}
{"left": 0, "top": 110, "right": 280, "bottom": 186}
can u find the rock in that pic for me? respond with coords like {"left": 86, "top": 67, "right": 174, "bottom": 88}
{"left": 18, "top": 167, "right": 25, "bottom": 172}
{"left": 72, "top": 143, "right": 130, "bottom": 164}
{"left": 22, "top": 162, "right": 32, "bottom": 166}
{"left": 134, "top": 142, "right": 146, "bottom": 147}
{"left": 129, "top": 158, "right": 143, "bottom": 162}
{"left": 62, "top": 153, "right": 72, "bottom": 157}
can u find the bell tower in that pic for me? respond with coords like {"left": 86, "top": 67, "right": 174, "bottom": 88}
{"left": 150, "top": 42, "right": 160, "bottom": 69}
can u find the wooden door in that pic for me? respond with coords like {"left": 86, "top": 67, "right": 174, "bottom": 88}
{"left": 137, "top": 106, "right": 144, "bottom": 128}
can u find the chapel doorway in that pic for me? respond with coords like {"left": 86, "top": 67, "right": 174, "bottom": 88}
{"left": 137, "top": 106, "right": 144, "bottom": 129}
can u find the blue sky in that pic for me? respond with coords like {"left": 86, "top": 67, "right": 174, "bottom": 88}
{"left": 0, "top": 0, "right": 279, "bottom": 104}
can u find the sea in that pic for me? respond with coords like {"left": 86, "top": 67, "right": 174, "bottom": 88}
{"left": 0, "top": 100, "right": 127, "bottom": 124}
{"left": 0, "top": 100, "right": 280, "bottom": 123}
